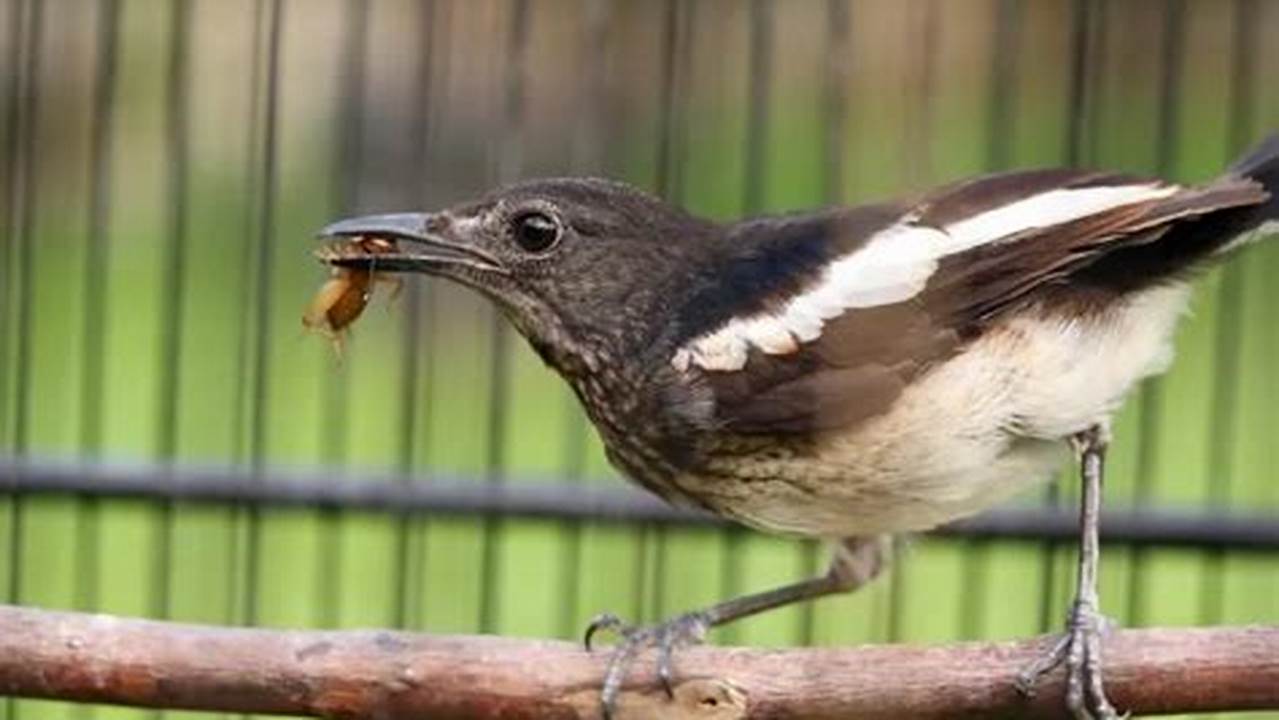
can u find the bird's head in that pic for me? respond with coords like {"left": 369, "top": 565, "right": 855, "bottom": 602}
{"left": 317, "top": 177, "right": 722, "bottom": 376}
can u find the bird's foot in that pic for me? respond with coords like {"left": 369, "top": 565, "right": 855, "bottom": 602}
{"left": 584, "top": 610, "right": 711, "bottom": 719}
{"left": 1016, "top": 601, "right": 1126, "bottom": 720}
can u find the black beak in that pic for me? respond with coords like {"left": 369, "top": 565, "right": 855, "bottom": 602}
{"left": 316, "top": 212, "right": 506, "bottom": 274}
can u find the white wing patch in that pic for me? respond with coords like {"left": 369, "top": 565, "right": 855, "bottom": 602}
{"left": 942, "top": 185, "right": 1179, "bottom": 249}
{"left": 672, "top": 183, "right": 1180, "bottom": 373}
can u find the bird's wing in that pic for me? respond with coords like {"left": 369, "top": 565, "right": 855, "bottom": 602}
{"left": 687, "top": 168, "right": 1267, "bottom": 435}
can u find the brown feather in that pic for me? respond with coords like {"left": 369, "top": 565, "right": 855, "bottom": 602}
{"left": 703, "top": 173, "right": 1268, "bottom": 437}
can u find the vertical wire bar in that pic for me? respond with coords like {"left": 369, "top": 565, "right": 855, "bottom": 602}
{"left": 1039, "top": 0, "right": 1096, "bottom": 634}
{"left": 73, "top": 0, "right": 120, "bottom": 625}
{"left": 0, "top": 12, "right": 23, "bottom": 689}
{"left": 556, "top": 0, "right": 612, "bottom": 640}
{"left": 985, "top": 0, "right": 1021, "bottom": 172}
{"left": 1, "top": 0, "right": 23, "bottom": 620}
{"left": 227, "top": 0, "right": 269, "bottom": 629}
{"left": 647, "top": 0, "right": 693, "bottom": 624}
{"left": 637, "top": 0, "right": 684, "bottom": 626}
{"left": 741, "top": 0, "right": 771, "bottom": 216}
{"left": 956, "top": 554, "right": 989, "bottom": 641}
{"left": 800, "top": 0, "right": 852, "bottom": 647}
{"left": 655, "top": 0, "right": 690, "bottom": 209}
{"left": 1082, "top": 2, "right": 1109, "bottom": 169}
{"left": 1063, "top": 0, "right": 1095, "bottom": 167}
{"left": 240, "top": 0, "right": 284, "bottom": 633}
{"left": 152, "top": 0, "right": 191, "bottom": 633}
{"left": 887, "top": 0, "right": 940, "bottom": 645}
{"left": 392, "top": 0, "right": 439, "bottom": 632}
{"left": 0, "top": 0, "right": 17, "bottom": 462}
{"left": 67, "top": 9, "right": 117, "bottom": 713}
{"left": 2, "top": 2, "right": 37, "bottom": 717}
{"left": 960, "top": 0, "right": 1022, "bottom": 641}
{"left": 6, "top": 0, "right": 39, "bottom": 600}
{"left": 477, "top": 0, "right": 530, "bottom": 635}
{"left": 821, "top": 0, "right": 851, "bottom": 207}
{"left": 1200, "top": 0, "right": 1258, "bottom": 625}
{"left": 901, "top": 0, "right": 939, "bottom": 187}
{"left": 717, "top": 0, "right": 773, "bottom": 647}
{"left": 315, "top": 0, "right": 369, "bottom": 630}
{"left": 1128, "top": 0, "right": 1185, "bottom": 628}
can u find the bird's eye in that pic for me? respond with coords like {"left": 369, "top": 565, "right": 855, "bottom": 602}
{"left": 511, "top": 212, "right": 561, "bottom": 253}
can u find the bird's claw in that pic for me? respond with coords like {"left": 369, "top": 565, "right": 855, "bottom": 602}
{"left": 584, "top": 612, "right": 629, "bottom": 652}
{"left": 1017, "top": 601, "right": 1125, "bottom": 719}
{"left": 583, "top": 610, "right": 711, "bottom": 719}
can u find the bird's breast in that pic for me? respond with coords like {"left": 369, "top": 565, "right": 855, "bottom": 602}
{"left": 568, "top": 369, "right": 709, "bottom": 509}
{"left": 677, "top": 434, "right": 1069, "bottom": 537}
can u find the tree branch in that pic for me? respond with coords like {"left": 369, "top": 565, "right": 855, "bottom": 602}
{"left": 0, "top": 605, "right": 1275, "bottom": 719}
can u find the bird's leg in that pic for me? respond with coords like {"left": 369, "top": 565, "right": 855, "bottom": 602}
{"left": 1017, "top": 425, "right": 1123, "bottom": 720}
{"left": 585, "top": 534, "right": 890, "bottom": 719}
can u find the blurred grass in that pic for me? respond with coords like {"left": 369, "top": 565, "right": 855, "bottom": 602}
{"left": 2, "top": 1, "right": 1277, "bottom": 719}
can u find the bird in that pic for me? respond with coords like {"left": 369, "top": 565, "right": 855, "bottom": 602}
{"left": 317, "top": 135, "right": 1279, "bottom": 720}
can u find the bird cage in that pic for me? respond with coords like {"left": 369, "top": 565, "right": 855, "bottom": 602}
{"left": 0, "top": 1, "right": 1276, "bottom": 718}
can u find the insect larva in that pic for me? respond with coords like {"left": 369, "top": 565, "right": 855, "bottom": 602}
{"left": 303, "top": 236, "right": 400, "bottom": 353}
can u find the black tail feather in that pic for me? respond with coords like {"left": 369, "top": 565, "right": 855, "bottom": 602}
{"left": 1073, "top": 134, "right": 1279, "bottom": 294}
{"left": 1228, "top": 133, "right": 1279, "bottom": 176}
{"left": 1226, "top": 133, "right": 1279, "bottom": 235}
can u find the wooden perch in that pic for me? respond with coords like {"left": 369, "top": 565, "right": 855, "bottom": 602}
{"left": 0, "top": 605, "right": 1276, "bottom": 719}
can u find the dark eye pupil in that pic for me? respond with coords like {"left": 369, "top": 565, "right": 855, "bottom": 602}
{"left": 514, "top": 212, "right": 559, "bottom": 252}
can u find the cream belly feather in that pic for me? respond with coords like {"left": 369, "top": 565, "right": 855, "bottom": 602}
{"left": 683, "top": 283, "right": 1192, "bottom": 538}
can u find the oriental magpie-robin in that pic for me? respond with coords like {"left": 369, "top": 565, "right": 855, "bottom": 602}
{"left": 318, "top": 135, "right": 1279, "bottom": 719}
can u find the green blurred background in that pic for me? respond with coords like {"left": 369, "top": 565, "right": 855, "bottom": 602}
{"left": 1, "top": 0, "right": 1276, "bottom": 718}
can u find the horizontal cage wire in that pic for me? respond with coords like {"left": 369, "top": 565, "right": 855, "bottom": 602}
{"left": 0, "top": 0, "right": 1277, "bottom": 719}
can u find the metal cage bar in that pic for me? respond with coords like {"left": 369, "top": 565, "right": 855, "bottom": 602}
{"left": 4, "top": 458, "right": 1277, "bottom": 551}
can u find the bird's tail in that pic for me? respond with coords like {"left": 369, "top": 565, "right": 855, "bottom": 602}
{"left": 1072, "top": 135, "right": 1279, "bottom": 293}
{"left": 1227, "top": 133, "right": 1279, "bottom": 178}
{"left": 1217, "top": 133, "right": 1279, "bottom": 252}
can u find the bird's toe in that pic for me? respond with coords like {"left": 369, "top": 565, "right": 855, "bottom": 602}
{"left": 583, "top": 610, "right": 711, "bottom": 719}
{"left": 1017, "top": 601, "right": 1123, "bottom": 720}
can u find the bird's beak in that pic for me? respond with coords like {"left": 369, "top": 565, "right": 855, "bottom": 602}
{"left": 315, "top": 212, "right": 507, "bottom": 275}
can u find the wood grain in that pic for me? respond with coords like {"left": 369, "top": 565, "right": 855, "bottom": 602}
{"left": 0, "top": 605, "right": 1275, "bottom": 718}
